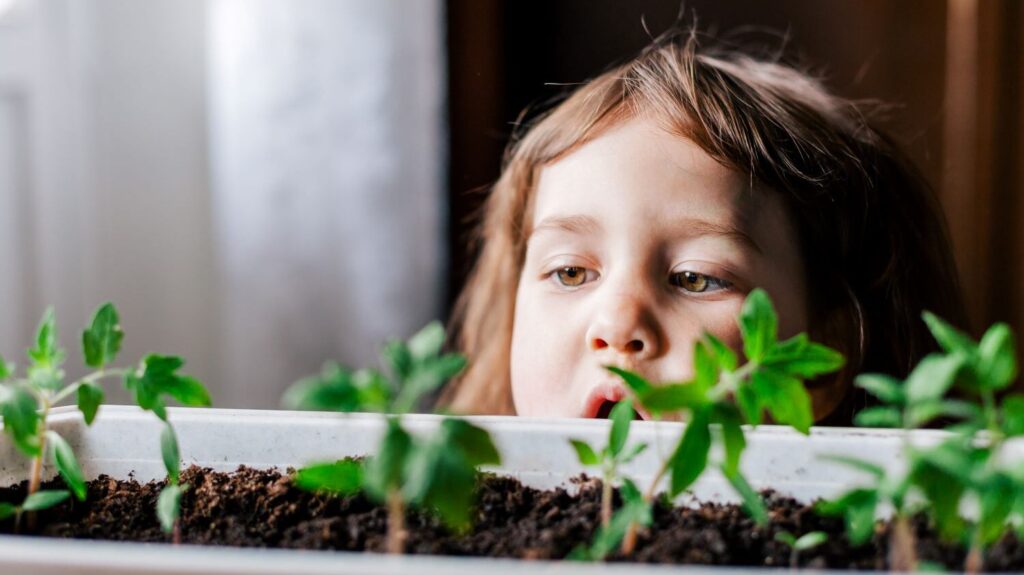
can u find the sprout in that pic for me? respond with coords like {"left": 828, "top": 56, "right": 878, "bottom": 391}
{"left": 285, "top": 321, "right": 500, "bottom": 554}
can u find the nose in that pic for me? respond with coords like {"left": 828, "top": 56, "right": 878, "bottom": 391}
{"left": 585, "top": 292, "right": 661, "bottom": 360}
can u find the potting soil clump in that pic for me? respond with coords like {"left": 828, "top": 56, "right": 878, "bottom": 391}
{"left": 2, "top": 465, "right": 1024, "bottom": 571}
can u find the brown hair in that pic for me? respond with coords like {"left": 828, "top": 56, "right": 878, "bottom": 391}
{"left": 439, "top": 29, "right": 968, "bottom": 423}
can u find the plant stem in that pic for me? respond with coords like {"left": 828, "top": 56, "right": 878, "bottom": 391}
{"left": 708, "top": 363, "right": 757, "bottom": 404}
{"left": 621, "top": 454, "right": 671, "bottom": 556}
{"left": 172, "top": 519, "right": 181, "bottom": 545}
{"left": 28, "top": 400, "right": 51, "bottom": 497}
{"left": 26, "top": 399, "right": 50, "bottom": 532}
{"left": 601, "top": 474, "right": 612, "bottom": 527}
{"left": 890, "top": 407, "right": 919, "bottom": 571}
{"left": 385, "top": 488, "right": 406, "bottom": 555}
{"left": 643, "top": 456, "right": 671, "bottom": 503}
{"left": 789, "top": 549, "right": 799, "bottom": 570}
{"left": 51, "top": 368, "right": 127, "bottom": 406}
{"left": 888, "top": 514, "right": 918, "bottom": 572}
{"left": 965, "top": 531, "right": 983, "bottom": 574}
{"left": 621, "top": 521, "right": 638, "bottom": 556}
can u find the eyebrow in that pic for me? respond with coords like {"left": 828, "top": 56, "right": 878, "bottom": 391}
{"left": 529, "top": 213, "right": 763, "bottom": 255}
{"left": 529, "top": 214, "right": 604, "bottom": 238}
{"left": 683, "top": 218, "right": 764, "bottom": 255}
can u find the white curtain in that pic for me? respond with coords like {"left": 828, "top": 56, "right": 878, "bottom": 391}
{"left": 0, "top": 0, "right": 446, "bottom": 408}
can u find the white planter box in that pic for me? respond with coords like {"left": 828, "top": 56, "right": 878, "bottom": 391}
{"left": 0, "top": 406, "right": 963, "bottom": 574}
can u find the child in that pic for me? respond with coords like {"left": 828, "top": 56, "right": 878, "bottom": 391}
{"left": 438, "top": 29, "right": 968, "bottom": 425}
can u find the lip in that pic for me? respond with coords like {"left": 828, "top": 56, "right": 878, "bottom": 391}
{"left": 582, "top": 382, "right": 651, "bottom": 420}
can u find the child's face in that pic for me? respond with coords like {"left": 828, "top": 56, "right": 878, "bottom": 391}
{"left": 510, "top": 117, "right": 815, "bottom": 419}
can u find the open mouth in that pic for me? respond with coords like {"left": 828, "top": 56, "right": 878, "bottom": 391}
{"left": 593, "top": 398, "right": 644, "bottom": 420}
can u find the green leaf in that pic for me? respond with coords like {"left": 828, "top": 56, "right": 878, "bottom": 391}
{"left": 815, "top": 488, "right": 878, "bottom": 546}
{"left": 691, "top": 340, "right": 719, "bottom": 394}
{"left": 419, "top": 456, "right": 477, "bottom": 530}
{"left": 352, "top": 369, "right": 392, "bottom": 412}
{"left": 607, "top": 366, "right": 653, "bottom": 396}
{"left": 363, "top": 418, "right": 412, "bottom": 500}
{"left": 820, "top": 454, "right": 885, "bottom": 478}
{"left": 910, "top": 439, "right": 981, "bottom": 541}
{"left": 407, "top": 321, "right": 446, "bottom": 361}
{"left": 739, "top": 289, "right": 778, "bottom": 363}
{"left": 735, "top": 384, "right": 762, "bottom": 425}
{"left": 283, "top": 363, "right": 389, "bottom": 413}
{"left": 22, "top": 489, "right": 70, "bottom": 511}
{"left": 638, "top": 383, "right": 707, "bottom": 415}
{"left": 608, "top": 398, "right": 634, "bottom": 457}
{"left": 380, "top": 340, "right": 413, "bottom": 381}
{"left": 0, "top": 502, "right": 16, "bottom": 520}
{"left": 570, "top": 439, "right": 600, "bottom": 466}
{"left": 76, "top": 381, "right": 104, "bottom": 426}
{"left": 157, "top": 483, "right": 186, "bottom": 533}
{"left": 0, "top": 355, "right": 12, "bottom": 380}
{"left": 1002, "top": 395, "right": 1024, "bottom": 436}
{"left": 399, "top": 418, "right": 500, "bottom": 530}
{"left": 978, "top": 473, "right": 1015, "bottom": 545}
{"left": 712, "top": 404, "right": 745, "bottom": 476}
{"left": 124, "top": 372, "right": 166, "bottom": 420}
{"left": 793, "top": 531, "right": 827, "bottom": 551}
{"left": 764, "top": 334, "right": 845, "bottom": 378}
{"left": 161, "top": 375, "right": 212, "bottom": 407}
{"left": 125, "top": 355, "right": 211, "bottom": 420}
{"left": 775, "top": 531, "right": 796, "bottom": 547}
{"left": 27, "top": 307, "right": 66, "bottom": 371}
{"left": 704, "top": 333, "right": 738, "bottom": 372}
{"left": 46, "top": 431, "right": 86, "bottom": 501}
{"left": 750, "top": 368, "right": 813, "bottom": 434}
{"left": 855, "top": 374, "right": 904, "bottom": 405}
{"left": 294, "top": 460, "right": 364, "bottom": 494}
{"left": 82, "top": 303, "right": 124, "bottom": 369}
{"left": 1, "top": 383, "right": 42, "bottom": 456}
{"left": 914, "top": 438, "right": 982, "bottom": 484}
{"left": 441, "top": 418, "right": 501, "bottom": 467}
{"left": 854, "top": 406, "right": 902, "bottom": 428}
{"left": 922, "top": 311, "right": 975, "bottom": 355}
{"left": 620, "top": 442, "right": 648, "bottom": 464}
{"left": 904, "top": 353, "right": 964, "bottom": 405}
{"left": 978, "top": 323, "right": 1017, "bottom": 391}
{"left": 907, "top": 399, "right": 983, "bottom": 429}
{"left": 724, "top": 467, "right": 767, "bottom": 525}
{"left": 160, "top": 423, "right": 180, "bottom": 484}
{"left": 912, "top": 455, "right": 966, "bottom": 541}
{"left": 669, "top": 408, "right": 711, "bottom": 496}
{"left": 394, "top": 354, "right": 466, "bottom": 413}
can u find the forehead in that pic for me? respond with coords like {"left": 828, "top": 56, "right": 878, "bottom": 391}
{"left": 530, "top": 117, "right": 770, "bottom": 244}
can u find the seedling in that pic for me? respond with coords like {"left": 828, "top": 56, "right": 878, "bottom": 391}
{"left": 615, "top": 288, "right": 845, "bottom": 554}
{"left": 819, "top": 312, "right": 1022, "bottom": 573}
{"left": 816, "top": 347, "right": 966, "bottom": 571}
{"left": 0, "top": 305, "right": 121, "bottom": 527}
{"left": 567, "top": 478, "right": 652, "bottom": 561}
{"left": 569, "top": 397, "right": 648, "bottom": 527}
{"left": 906, "top": 314, "right": 1022, "bottom": 573}
{"left": 774, "top": 530, "right": 827, "bottom": 568}
{"left": 0, "top": 490, "right": 72, "bottom": 523}
{"left": 0, "top": 304, "right": 211, "bottom": 541}
{"left": 285, "top": 321, "right": 501, "bottom": 554}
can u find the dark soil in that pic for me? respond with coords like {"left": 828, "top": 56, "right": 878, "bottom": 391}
{"left": 2, "top": 466, "right": 1023, "bottom": 570}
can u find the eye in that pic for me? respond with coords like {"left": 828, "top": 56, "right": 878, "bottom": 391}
{"left": 670, "top": 271, "right": 731, "bottom": 294}
{"left": 553, "top": 266, "right": 592, "bottom": 287}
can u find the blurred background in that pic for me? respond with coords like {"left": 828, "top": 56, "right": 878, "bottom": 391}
{"left": 0, "top": 0, "right": 1020, "bottom": 408}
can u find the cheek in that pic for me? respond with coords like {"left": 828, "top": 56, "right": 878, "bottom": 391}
{"left": 658, "top": 301, "right": 745, "bottom": 378}
{"left": 509, "top": 285, "right": 580, "bottom": 415}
